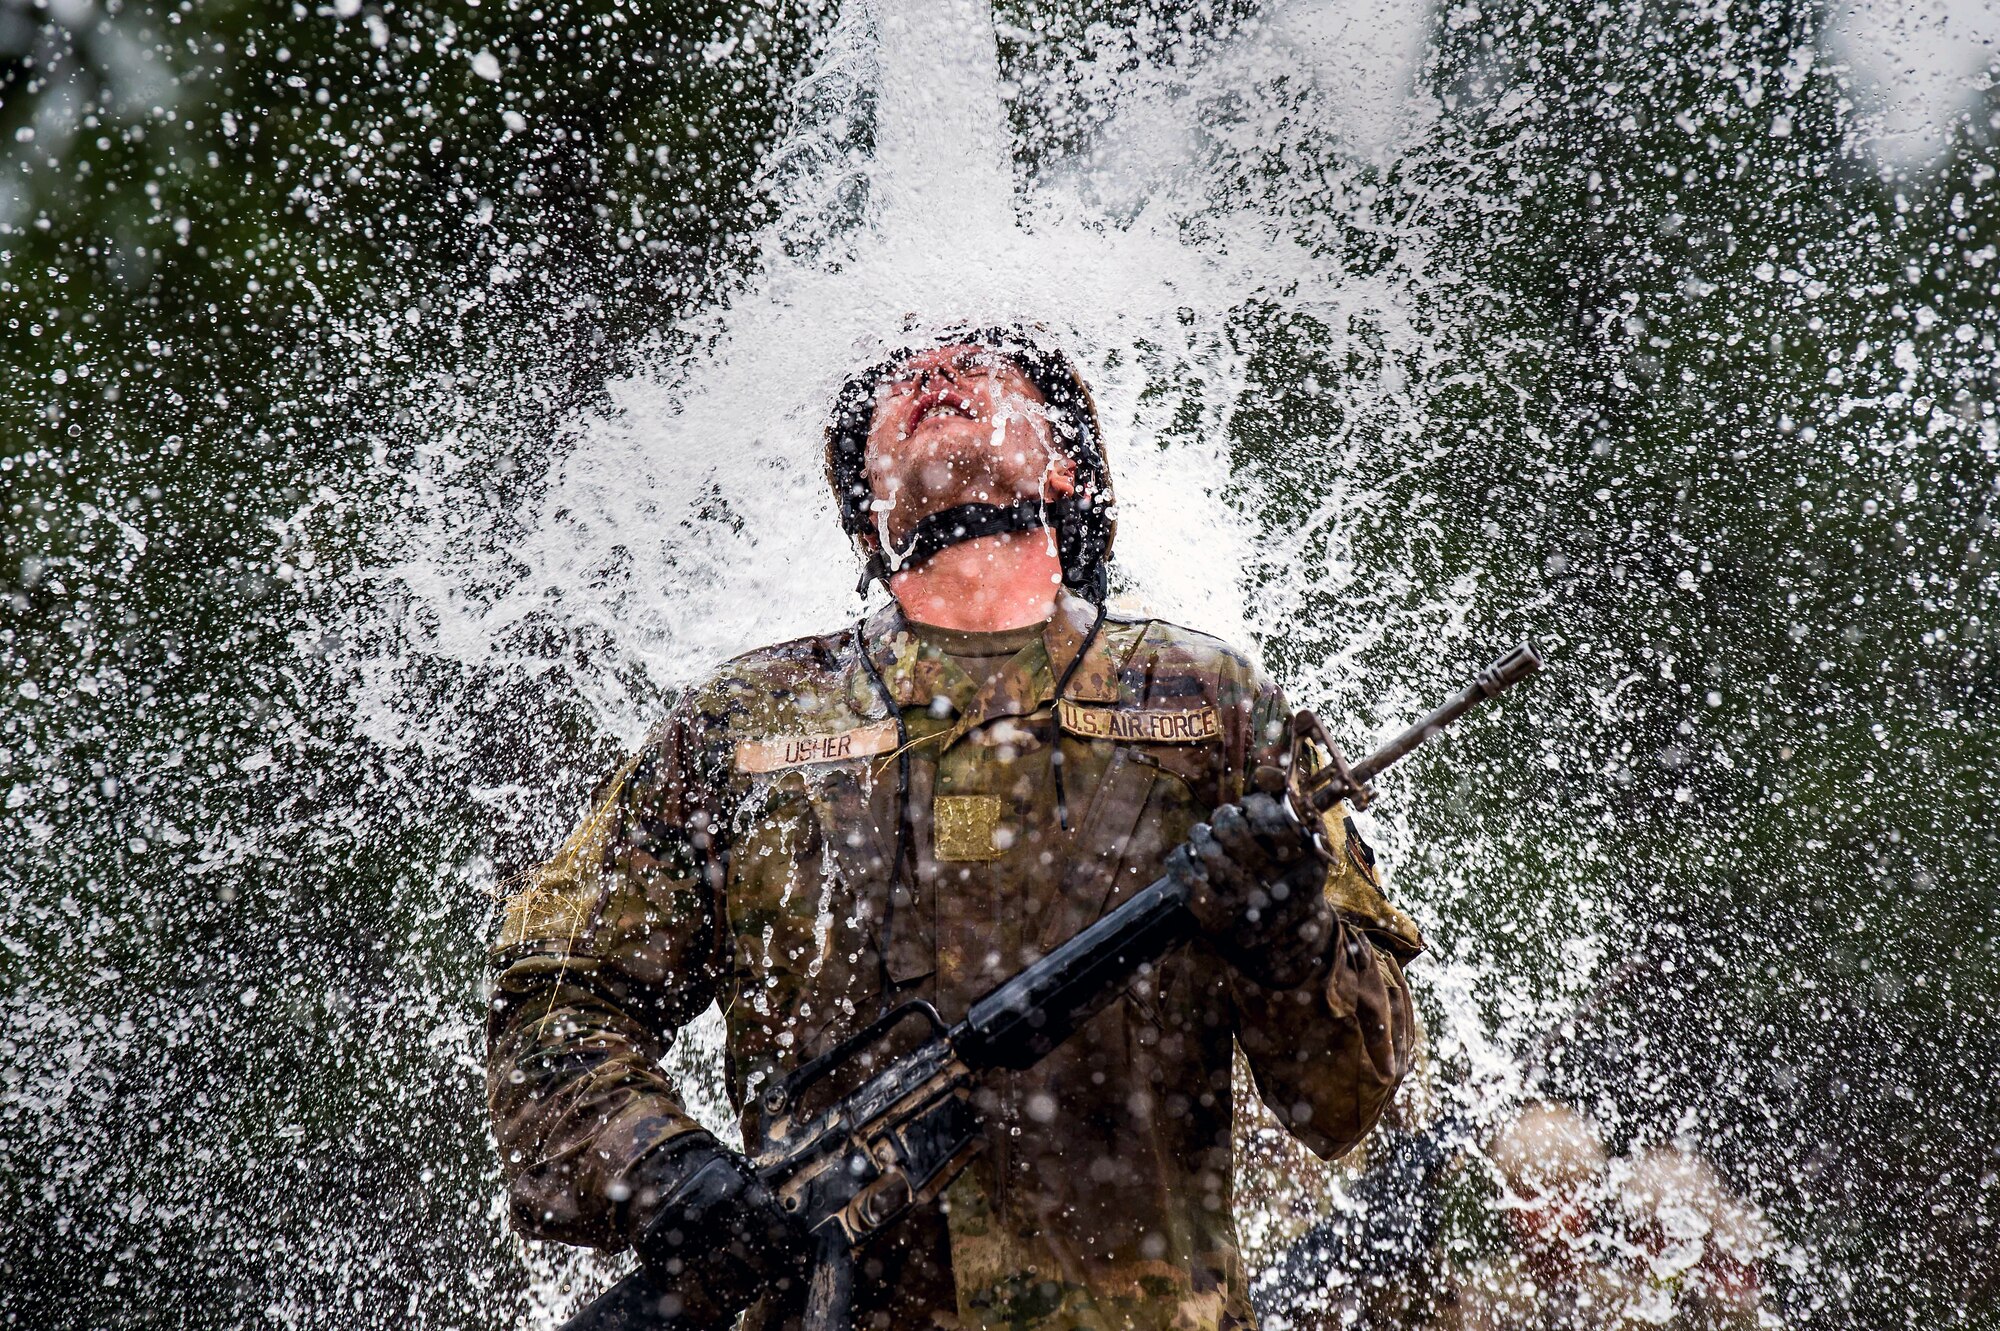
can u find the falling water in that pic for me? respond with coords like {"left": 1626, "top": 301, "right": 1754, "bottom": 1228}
{"left": 4, "top": 0, "right": 1995, "bottom": 1325}
{"left": 362, "top": 0, "right": 1606, "bottom": 1315}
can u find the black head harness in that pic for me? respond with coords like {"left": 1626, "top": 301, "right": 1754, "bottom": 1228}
{"left": 825, "top": 327, "right": 1115, "bottom": 599}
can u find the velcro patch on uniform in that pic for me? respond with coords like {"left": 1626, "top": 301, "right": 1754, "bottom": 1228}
{"left": 733, "top": 720, "right": 899, "bottom": 774}
{"left": 1056, "top": 700, "right": 1221, "bottom": 744}
{"left": 933, "top": 794, "right": 1005, "bottom": 862}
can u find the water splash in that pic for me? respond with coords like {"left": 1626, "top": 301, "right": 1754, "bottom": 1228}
{"left": 362, "top": 0, "right": 1585, "bottom": 1318}
{"left": 374, "top": 0, "right": 1483, "bottom": 737}
{"left": 6, "top": 0, "right": 1990, "bottom": 1323}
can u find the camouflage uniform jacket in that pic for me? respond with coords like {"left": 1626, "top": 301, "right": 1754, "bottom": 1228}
{"left": 487, "top": 592, "right": 1422, "bottom": 1331}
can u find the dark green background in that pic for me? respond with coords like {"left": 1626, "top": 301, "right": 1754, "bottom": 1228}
{"left": 2, "top": 0, "right": 1993, "bottom": 1326}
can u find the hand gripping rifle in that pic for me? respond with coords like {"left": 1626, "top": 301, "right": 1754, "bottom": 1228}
{"left": 560, "top": 643, "right": 1543, "bottom": 1331}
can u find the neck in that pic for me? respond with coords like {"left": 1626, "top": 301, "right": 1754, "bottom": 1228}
{"left": 888, "top": 529, "right": 1064, "bottom": 631}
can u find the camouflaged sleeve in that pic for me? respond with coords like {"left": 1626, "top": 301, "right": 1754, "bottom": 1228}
{"left": 485, "top": 695, "right": 730, "bottom": 1251}
{"left": 1230, "top": 677, "right": 1421, "bottom": 1162}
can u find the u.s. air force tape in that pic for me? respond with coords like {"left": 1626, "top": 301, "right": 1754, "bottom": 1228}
{"left": 734, "top": 720, "right": 900, "bottom": 774}
{"left": 1055, "top": 700, "right": 1221, "bottom": 743}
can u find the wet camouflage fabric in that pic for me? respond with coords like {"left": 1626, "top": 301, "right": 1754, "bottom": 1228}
{"left": 487, "top": 592, "right": 1420, "bottom": 1331}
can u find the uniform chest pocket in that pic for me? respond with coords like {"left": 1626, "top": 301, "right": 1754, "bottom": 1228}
{"left": 801, "top": 764, "right": 899, "bottom": 887}
{"left": 730, "top": 779, "right": 820, "bottom": 880}
{"left": 1037, "top": 739, "right": 1214, "bottom": 951}
{"left": 1102, "top": 742, "right": 1208, "bottom": 900}
{"left": 723, "top": 769, "right": 891, "bottom": 1054}
{"left": 723, "top": 781, "right": 818, "bottom": 976}
{"left": 1126, "top": 740, "right": 1224, "bottom": 812}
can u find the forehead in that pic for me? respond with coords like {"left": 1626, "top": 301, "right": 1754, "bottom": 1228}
{"left": 880, "top": 342, "right": 1042, "bottom": 393}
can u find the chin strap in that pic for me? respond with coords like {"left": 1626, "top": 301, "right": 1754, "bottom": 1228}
{"left": 857, "top": 498, "right": 1073, "bottom": 594}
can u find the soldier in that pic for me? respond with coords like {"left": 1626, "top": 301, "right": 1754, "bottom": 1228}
{"left": 486, "top": 327, "right": 1424, "bottom": 1330}
{"left": 1487, "top": 1103, "right": 1614, "bottom": 1299}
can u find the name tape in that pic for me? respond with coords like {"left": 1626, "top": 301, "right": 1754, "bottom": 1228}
{"left": 1056, "top": 700, "right": 1221, "bottom": 744}
{"left": 735, "top": 720, "right": 900, "bottom": 774}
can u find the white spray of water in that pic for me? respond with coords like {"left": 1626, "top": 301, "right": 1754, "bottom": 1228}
{"left": 1828, "top": 0, "right": 2000, "bottom": 169}
{"left": 369, "top": 0, "right": 1570, "bottom": 1310}
{"left": 376, "top": 0, "right": 1475, "bottom": 736}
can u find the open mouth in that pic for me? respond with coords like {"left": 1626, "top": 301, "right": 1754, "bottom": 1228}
{"left": 909, "top": 387, "right": 980, "bottom": 430}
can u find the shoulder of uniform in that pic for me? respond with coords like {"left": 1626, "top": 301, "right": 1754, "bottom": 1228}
{"left": 1108, "top": 615, "right": 1262, "bottom": 680}
{"left": 666, "top": 626, "right": 862, "bottom": 704}
{"left": 718, "top": 623, "right": 861, "bottom": 676}
{"left": 662, "top": 625, "right": 878, "bottom": 744}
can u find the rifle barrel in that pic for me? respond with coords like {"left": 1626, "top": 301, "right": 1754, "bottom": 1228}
{"left": 1349, "top": 641, "right": 1542, "bottom": 786}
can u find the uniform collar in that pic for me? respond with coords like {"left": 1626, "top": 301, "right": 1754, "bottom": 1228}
{"left": 1044, "top": 592, "right": 1121, "bottom": 703}
{"left": 863, "top": 592, "right": 1120, "bottom": 738}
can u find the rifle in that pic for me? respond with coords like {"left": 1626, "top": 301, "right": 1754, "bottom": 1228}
{"left": 560, "top": 642, "right": 1544, "bottom": 1331}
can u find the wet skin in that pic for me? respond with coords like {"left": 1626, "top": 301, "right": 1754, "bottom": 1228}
{"left": 862, "top": 342, "right": 1077, "bottom": 549}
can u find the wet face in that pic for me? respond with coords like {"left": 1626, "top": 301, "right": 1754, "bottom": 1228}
{"left": 863, "top": 343, "right": 1077, "bottom": 549}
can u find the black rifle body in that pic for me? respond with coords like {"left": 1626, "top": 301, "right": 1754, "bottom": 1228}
{"left": 560, "top": 644, "right": 1542, "bottom": 1331}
